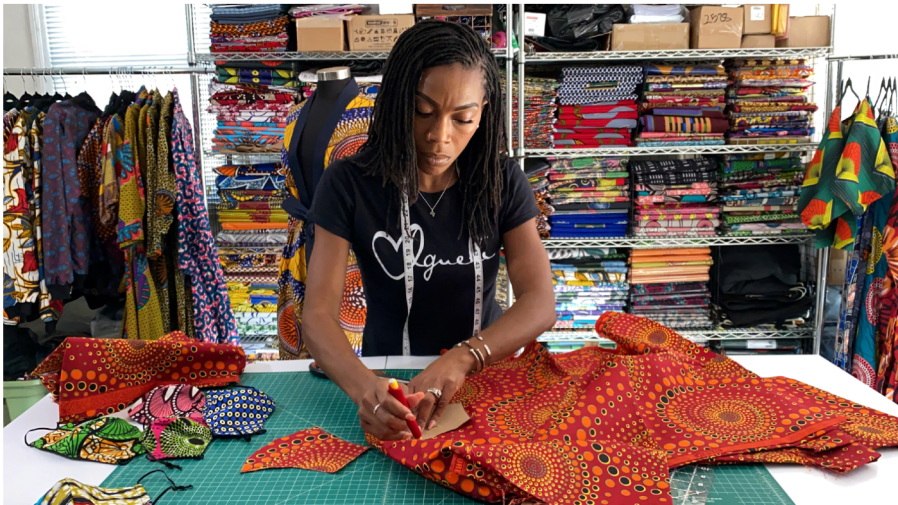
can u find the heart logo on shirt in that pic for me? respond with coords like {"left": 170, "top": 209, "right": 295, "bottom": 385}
{"left": 371, "top": 224, "right": 424, "bottom": 281}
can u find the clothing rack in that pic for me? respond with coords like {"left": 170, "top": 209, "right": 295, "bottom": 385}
{"left": 2, "top": 66, "right": 213, "bottom": 75}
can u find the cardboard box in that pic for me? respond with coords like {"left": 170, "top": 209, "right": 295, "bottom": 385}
{"left": 689, "top": 6, "right": 744, "bottom": 49}
{"left": 828, "top": 248, "right": 848, "bottom": 286}
{"left": 295, "top": 17, "right": 346, "bottom": 52}
{"left": 524, "top": 12, "right": 546, "bottom": 37}
{"left": 612, "top": 23, "right": 689, "bottom": 51}
{"left": 743, "top": 5, "right": 772, "bottom": 34}
{"left": 742, "top": 34, "right": 775, "bottom": 48}
{"left": 776, "top": 16, "right": 831, "bottom": 48}
{"left": 346, "top": 14, "right": 415, "bottom": 51}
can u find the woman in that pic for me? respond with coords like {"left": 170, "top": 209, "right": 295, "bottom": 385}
{"left": 303, "top": 21, "right": 556, "bottom": 442}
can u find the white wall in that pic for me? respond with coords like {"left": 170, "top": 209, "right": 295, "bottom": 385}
{"left": 3, "top": 4, "right": 37, "bottom": 96}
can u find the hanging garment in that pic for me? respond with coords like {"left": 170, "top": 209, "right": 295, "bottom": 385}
{"left": 241, "top": 427, "right": 369, "bottom": 473}
{"left": 113, "top": 114, "right": 165, "bottom": 340}
{"left": 3, "top": 108, "right": 41, "bottom": 323}
{"left": 800, "top": 107, "right": 851, "bottom": 246}
{"left": 878, "top": 115, "right": 898, "bottom": 402}
{"left": 127, "top": 384, "right": 205, "bottom": 425}
{"left": 27, "top": 416, "right": 146, "bottom": 464}
{"left": 171, "top": 89, "right": 239, "bottom": 344}
{"left": 142, "top": 414, "right": 212, "bottom": 461}
{"left": 29, "top": 331, "right": 246, "bottom": 423}
{"left": 369, "top": 313, "right": 898, "bottom": 504}
{"left": 29, "top": 110, "right": 63, "bottom": 325}
{"left": 41, "top": 100, "right": 100, "bottom": 300}
{"left": 832, "top": 98, "right": 896, "bottom": 216}
{"left": 277, "top": 81, "right": 374, "bottom": 359}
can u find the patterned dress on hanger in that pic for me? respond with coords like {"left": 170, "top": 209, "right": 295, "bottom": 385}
{"left": 277, "top": 87, "right": 374, "bottom": 359}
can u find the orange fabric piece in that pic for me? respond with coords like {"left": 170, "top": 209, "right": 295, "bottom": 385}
{"left": 29, "top": 332, "right": 246, "bottom": 423}
{"left": 242, "top": 427, "right": 369, "bottom": 473}
{"left": 367, "top": 313, "right": 898, "bottom": 504}
{"left": 631, "top": 274, "right": 711, "bottom": 284}
{"left": 629, "top": 254, "right": 712, "bottom": 264}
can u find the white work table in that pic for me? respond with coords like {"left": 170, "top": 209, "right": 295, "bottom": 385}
{"left": 5, "top": 355, "right": 896, "bottom": 504}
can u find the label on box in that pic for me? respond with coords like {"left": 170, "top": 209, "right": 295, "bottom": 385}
{"left": 750, "top": 6, "right": 766, "bottom": 21}
{"left": 524, "top": 12, "right": 546, "bottom": 37}
{"left": 746, "top": 340, "right": 776, "bottom": 350}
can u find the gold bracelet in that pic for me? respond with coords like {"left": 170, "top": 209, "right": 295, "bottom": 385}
{"left": 468, "top": 348, "right": 483, "bottom": 374}
{"left": 482, "top": 344, "right": 492, "bottom": 366}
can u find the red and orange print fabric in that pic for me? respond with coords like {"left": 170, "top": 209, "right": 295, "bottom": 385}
{"left": 30, "top": 332, "right": 246, "bottom": 423}
{"left": 368, "top": 313, "right": 898, "bottom": 505}
{"left": 242, "top": 427, "right": 369, "bottom": 473}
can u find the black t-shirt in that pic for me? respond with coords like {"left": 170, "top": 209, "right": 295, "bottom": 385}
{"left": 306, "top": 153, "right": 539, "bottom": 356}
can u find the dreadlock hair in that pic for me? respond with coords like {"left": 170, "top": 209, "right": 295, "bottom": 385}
{"left": 358, "top": 20, "right": 505, "bottom": 246}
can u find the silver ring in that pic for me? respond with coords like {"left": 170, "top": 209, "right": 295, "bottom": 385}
{"left": 427, "top": 388, "right": 442, "bottom": 400}
{"left": 373, "top": 404, "right": 381, "bottom": 416}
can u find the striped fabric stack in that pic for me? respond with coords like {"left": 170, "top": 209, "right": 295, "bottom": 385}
{"left": 548, "top": 248, "right": 629, "bottom": 332}
{"left": 717, "top": 152, "right": 808, "bottom": 236}
{"left": 629, "top": 248, "right": 713, "bottom": 329}
{"left": 503, "top": 74, "right": 560, "bottom": 149}
{"left": 220, "top": 252, "right": 280, "bottom": 339}
{"left": 213, "top": 163, "right": 289, "bottom": 248}
{"left": 637, "top": 64, "right": 728, "bottom": 147}
{"left": 545, "top": 157, "right": 630, "bottom": 238}
{"left": 727, "top": 58, "right": 818, "bottom": 144}
{"left": 208, "top": 78, "right": 299, "bottom": 154}
{"left": 553, "top": 66, "right": 642, "bottom": 148}
{"left": 210, "top": 4, "right": 289, "bottom": 53}
{"left": 632, "top": 158, "right": 719, "bottom": 238}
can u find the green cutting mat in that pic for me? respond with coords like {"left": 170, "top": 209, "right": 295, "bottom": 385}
{"left": 102, "top": 371, "right": 793, "bottom": 505}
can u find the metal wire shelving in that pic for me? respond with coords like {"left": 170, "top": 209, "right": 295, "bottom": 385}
{"left": 523, "top": 47, "right": 832, "bottom": 63}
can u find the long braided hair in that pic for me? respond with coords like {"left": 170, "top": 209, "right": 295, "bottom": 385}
{"left": 358, "top": 20, "right": 505, "bottom": 245}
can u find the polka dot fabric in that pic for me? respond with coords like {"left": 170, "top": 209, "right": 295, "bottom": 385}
{"left": 29, "top": 331, "right": 246, "bottom": 423}
{"left": 202, "top": 386, "right": 275, "bottom": 437}
{"left": 368, "top": 312, "right": 898, "bottom": 504}
{"left": 241, "top": 427, "right": 369, "bottom": 474}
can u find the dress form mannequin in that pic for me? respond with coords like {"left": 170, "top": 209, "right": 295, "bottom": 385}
{"left": 298, "top": 66, "right": 352, "bottom": 198}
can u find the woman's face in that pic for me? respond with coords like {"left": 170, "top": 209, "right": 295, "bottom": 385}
{"left": 414, "top": 63, "right": 487, "bottom": 176}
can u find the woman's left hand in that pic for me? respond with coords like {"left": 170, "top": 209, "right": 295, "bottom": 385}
{"left": 407, "top": 346, "right": 473, "bottom": 431}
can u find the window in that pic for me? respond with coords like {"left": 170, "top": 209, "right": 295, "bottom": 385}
{"left": 37, "top": 4, "right": 194, "bottom": 119}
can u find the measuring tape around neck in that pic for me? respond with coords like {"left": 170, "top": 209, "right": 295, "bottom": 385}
{"left": 399, "top": 192, "right": 483, "bottom": 355}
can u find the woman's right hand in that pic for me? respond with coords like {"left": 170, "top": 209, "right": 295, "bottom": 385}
{"left": 355, "top": 378, "right": 425, "bottom": 441}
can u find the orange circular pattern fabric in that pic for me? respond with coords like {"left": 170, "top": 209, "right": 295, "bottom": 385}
{"left": 241, "top": 427, "right": 369, "bottom": 474}
{"left": 368, "top": 312, "right": 898, "bottom": 504}
{"left": 340, "top": 264, "right": 366, "bottom": 334}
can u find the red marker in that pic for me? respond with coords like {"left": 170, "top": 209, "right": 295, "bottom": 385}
{"left": 387, "top": 379, "right": 422, "bottom": 439}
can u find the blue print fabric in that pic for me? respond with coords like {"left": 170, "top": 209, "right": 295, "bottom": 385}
{"left": 203, "top": 387, "right": 275, "bottom": 437}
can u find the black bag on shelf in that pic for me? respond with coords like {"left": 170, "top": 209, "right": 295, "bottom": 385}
{"left": 545, "top": 5, "right": 625, "bottom": 40}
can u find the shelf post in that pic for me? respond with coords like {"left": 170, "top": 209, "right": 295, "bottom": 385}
{"left": 505, "top": 1, "right": 513, "bottom": 156}
{"left": 515, "top": 4, "right": 525, "bottom": 160}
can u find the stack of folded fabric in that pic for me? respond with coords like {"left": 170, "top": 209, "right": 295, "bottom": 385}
{"left": 503, "top": 74, "right": 560, "bottom": 149}
{"left": 547, "top": 248, "right": 629, "bottom": 332}
{"left": 220, "top": 253, "right": 280, "bottom": 339}
{"left": 718, "top": 152, "right": 808, "bottom": 236}
{"left": 525, "top": 159, "right": 553, "bottom": 239}
{"left": 209, "top": 77, "right": 299, "bottom": 154}
{"left": 727, "top": 58, "right": 818, "bottom": 144}
{"left": 712, "top": 245, "right": 812, "bottom": 328}
{"left": 554, "top": 66, "right": 642, "bottom": 148}
{"left": 632, "top": 158, "right": 718, "bottom": 237}
{"left": 545, "top": 157, "right": 630, "bottom": 238}
{"left": 638, "top": 64, "right": 728, "bottom": 147}
{"left": 214, "top": 163, "right": 289, "bottom": 248}
{"left": 210, "top": 4, "right": 289, "bottom": 53}
{"left": 629, "top": 248, "right": 713, "bottom": 329}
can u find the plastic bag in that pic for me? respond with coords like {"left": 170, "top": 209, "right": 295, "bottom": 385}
{"left": 546, "top": 5, "right": 625, "bottom": 40}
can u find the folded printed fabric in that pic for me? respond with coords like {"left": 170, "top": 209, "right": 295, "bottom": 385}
{"left": 554, "top": 138, "right": 634, "bottom": 146}
{"left": 30, "top": 332, "right": 246, "bottom": 423}
{"left": 210, "top": 16, "right": 290, "bottom": 37}
{"left": 647, "top": 82, "right": 727, "bottom": 90}
{"left": 642, "top": 107, "right": 726, "bottom": 118}
{"left": 635, "top": 140, "right": 726, "bottom": 146}
{"left": 549, "top": 157, "right": 627, "bottom": 170}
{"left": 640, "top": 116, "right": 728, "bottom": 133}
{"left": 645, "top": 65, "right": 725, "bottom": 76}
{"left": 548, "top": 171, "right": 628, "bottom": 180}
{"left": 638, "top": 219, "right": 720, "bottom": 229}
{"left": 555, "top": 118, "right": 637, "bottom": 128}
{"left": 548, "top": 178, "right": 628, "bottom": 190}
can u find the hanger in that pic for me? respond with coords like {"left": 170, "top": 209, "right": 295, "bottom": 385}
{"left": 839, "top": 78, "right": 861, "bottom": 109}
{"left": 18, "top": 70, "right": 35, "bottom": 107}
{"left": 3, "top": 74, "right": 20, "bottom": 111}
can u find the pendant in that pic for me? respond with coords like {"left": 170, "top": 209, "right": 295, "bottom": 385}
{"left": 430, "top": 210, "right": 436, "bottom": 217}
